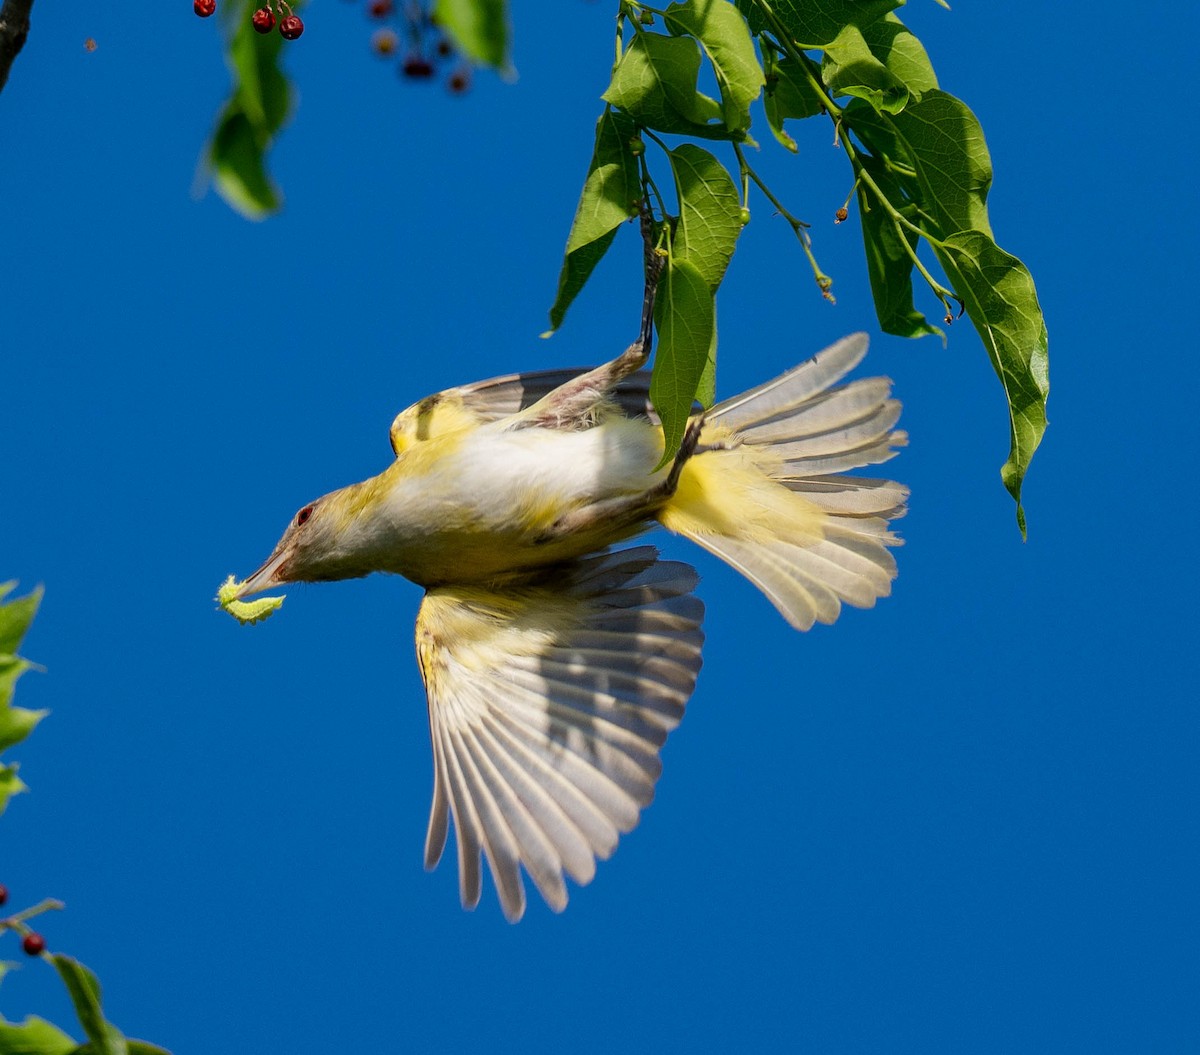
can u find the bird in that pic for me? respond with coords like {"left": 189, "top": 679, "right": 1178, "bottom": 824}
{"left": 230, "top": 311, "right": 907, "bottom": 922}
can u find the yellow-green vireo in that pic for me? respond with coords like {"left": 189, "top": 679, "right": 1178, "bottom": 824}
{"left": 226, "top": 324, "right": 906, "bottom": 921}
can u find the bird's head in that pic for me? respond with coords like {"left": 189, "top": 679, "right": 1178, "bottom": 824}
{"left": 233, "top": 493, "right": 354, "bottom": 599}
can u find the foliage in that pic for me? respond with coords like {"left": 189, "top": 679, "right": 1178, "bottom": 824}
{"left": 0, "top": 586, "right": 172, "bottom": 1055}
{"left": 556, "top": 0, "right": 1048, "bottom": 533}
{"left": 202, "top": 0, "right": 1048, "bottom": 531}
{"left": 0, "top": 583, "right": 44, "bottom": 816}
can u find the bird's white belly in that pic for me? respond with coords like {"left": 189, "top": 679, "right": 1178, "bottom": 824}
{"left": 452, "top": 418, "right": 664, "bottom": 520}
{"left": 376, "top": 417, "right": 666, "bottom": 583}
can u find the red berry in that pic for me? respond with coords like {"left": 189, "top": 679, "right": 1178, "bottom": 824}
{"left": 194, "top": 0, "right": 216, "bottom": 16}
{"left": 368, "top": 0, "right": 392, "bottom": 16}
{"left": 252, "top": 7, "right": 275, "bottom": 32}
{"left": 0, "top": 883, "right": 8, "bottom": 906}
{"left": 278, "top": 14, "right": 304, "bottom": 39}
{"left": 401, "top": 55, "right": 434, "bottom": 79}
{"left": 22, "top": 932, "right": 45, "bottom": 956}
{"left": 834, "top": 206, "right": 849, "bottom": 223}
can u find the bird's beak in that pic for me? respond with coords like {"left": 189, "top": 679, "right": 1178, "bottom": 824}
{"left": 235, "top": 548, "right": 291, "bottom": 599}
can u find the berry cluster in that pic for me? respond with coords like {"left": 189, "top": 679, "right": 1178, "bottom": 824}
{"left": 357, "top": 0, "right": 471, "bottom": 93}
{"left": 193, "top": 0, "right": 305, "bottom": 41}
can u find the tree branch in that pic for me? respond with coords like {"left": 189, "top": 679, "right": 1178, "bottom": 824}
{"left": 0, "top": 0, "right": 34, "bottom": 96}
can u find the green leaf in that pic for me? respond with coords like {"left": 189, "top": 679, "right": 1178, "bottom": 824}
{"left": 880, "top": 90, "right": 994, "bottom": 237}
{"left": 122, "top": 1042, "right": 173, "bottom": 1055}
{"left": 662, "top": 0, "right": 764, "bottom": 134}
{"left": 861, "top": 13, "right": 938, "bottom": 96}
{"left": 767, "top": 0, "right": 900, "bottom": 47}
{"left": 0, "top": 664, "right": 47, "bottom": 754}
{"left": 854, "top": 178, "right": 943, "bottom": 340}
{"left": 209, "top": 115, "right": 279, "bottom": 219}
{"left": 434, "top": 0, "right": 509, "bottom": 70}
{"left": 664, "top": 142, "right": 738, "bottom": 408}
{"left": 844, "top": 90, "right": 1049, "bottom": 527}
{"left": 733, "top": 0, "right": 766, "bottom": 34}
{"left": 50, "top": 957, "right": 126, "bottom": 1055}
{"left": 668, "top": 144, "right": 743, "bottom": 294}
{"left": 0, "top": 585, "right": 45, "bottom": 813}
{"left": 206, "top": 5, "right": 292, "bottom": 220}
{"left": 694, "top": 304, "right": 718, "bottom": 409}
{"left": 0, "top": 583, "right": 40, "bottom": 656}
{"left": 932, "top": 231, "right": 1049, "bottom": 537}
{"left": 602, "top": 32, "right": 730, "bottom": 139}
{"left": 821, "top": 22, "right": 908, "bottom": 114}
{"left": 0, "top": 762, "right": 27, "bottom": 815}
{"left": 762, "top": 54, "right": 824, "bottom": 152}
{"left": 0, "top": 1016, "right": 77, "bottom": 1055}
{"left": 546, "top": 110, "right": 642, "bottom": 334}
{"left": 651, "top": 257, "right": 715, "bottom": 462}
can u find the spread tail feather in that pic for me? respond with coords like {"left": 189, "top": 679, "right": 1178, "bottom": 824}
{"left": 658, "top": 334, "right": 908, "bottom": 631}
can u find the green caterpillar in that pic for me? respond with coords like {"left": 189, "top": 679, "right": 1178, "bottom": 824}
{"left": 217, "top": 576, "right": 285, "bottom": 625}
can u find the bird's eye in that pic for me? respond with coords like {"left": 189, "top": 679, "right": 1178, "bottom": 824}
{"left": 296, "top": 504, "right": 314, "bottom": 527}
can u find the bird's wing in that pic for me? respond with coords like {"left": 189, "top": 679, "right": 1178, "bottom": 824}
{"left": 389, "top": 370, "right": 656, "bottom": 455}
{"left": 456, "top": 368, "right": 655, "bottom": 422}
{"left": 414, "top": 546, "right": 704, "bottom": 922}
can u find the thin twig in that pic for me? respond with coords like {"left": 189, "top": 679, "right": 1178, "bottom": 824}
{"left": 1, "top": 897, "right": 65, "bottom": 931}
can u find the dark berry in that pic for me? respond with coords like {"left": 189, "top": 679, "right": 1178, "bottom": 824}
{"left": 194, "top": 0, "right": 216, "bottom": 16}
{"left": 0, "top": 883, "right": 8, "bottom": 906}
{"left": 368, "top": 0, "right": 392, "bottom": 16}
{"left": 279, "top": 14, "right": 304, "bottom": 39}
{"left": 22, "top": 932, "right": 45, "bottom": 956}
{"left": 252, "top": 7, "right": 275, "bottom": 32}
{"left": 435, "top": 38, "right": 453, "bottom": 58}
{"left": 401, "top": 55, "right": 435, "bottom": 79}
{"left": 447, "top": 70, "right": 470, "bottom": 94}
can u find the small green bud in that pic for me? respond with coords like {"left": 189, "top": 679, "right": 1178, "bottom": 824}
{"left": 739, "top": 207, "right": 751, "bottom": 225}
{"left": 629, "top": 137, "right": 645, "bottom": 157}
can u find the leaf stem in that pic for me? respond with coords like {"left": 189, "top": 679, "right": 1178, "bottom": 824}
{"left": 1, "top": 897, "right": 65, "bottom": 933}
{"left": 841, "top": 138, "right": 961, "bottom": 314}
{"left": 733, "top": 141, "right": 834, "bottom": 300}
{"left": 637, "top": 135, "right": 671, "bottom": 224}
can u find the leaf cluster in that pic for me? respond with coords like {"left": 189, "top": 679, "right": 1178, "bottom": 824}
{"left": 0, "top": 587, "right": 172, "bottom": 1055}
{"left": 549, "top": 0, "right": 1048, "bottom": 531}
{"left": 0, "top": 582, "right": 44, "bottom": 816}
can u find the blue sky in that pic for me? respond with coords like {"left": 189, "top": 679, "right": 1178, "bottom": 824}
{"left": 3, "top": 1, "right": 1197, "bottom": 1051}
